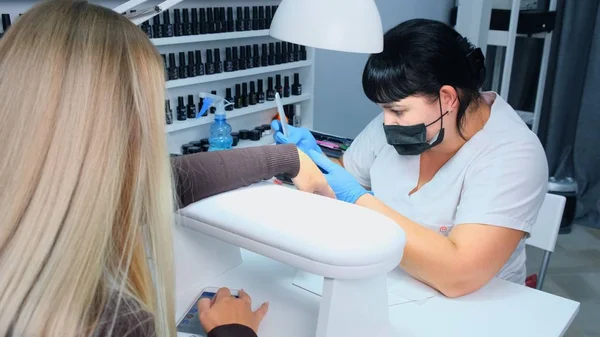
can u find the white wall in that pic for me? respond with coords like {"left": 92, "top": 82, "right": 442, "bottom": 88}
{"left": 313, "top": 0, "right": 455, "bottom": 138}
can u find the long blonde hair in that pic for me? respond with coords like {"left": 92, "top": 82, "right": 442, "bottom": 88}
{"left": 0, "top": 1, "right": 175, "bottom": 336}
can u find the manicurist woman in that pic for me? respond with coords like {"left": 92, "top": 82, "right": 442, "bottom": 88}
{"left": 273, "top": 19, "right": 549, "bottom": 297}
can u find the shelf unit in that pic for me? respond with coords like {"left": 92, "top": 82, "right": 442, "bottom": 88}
{"left": 151, "top": 29, "right": 270, "bottom": 46}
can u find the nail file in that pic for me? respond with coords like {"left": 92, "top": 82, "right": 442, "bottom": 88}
{"left": 275, "top": 92, "right": 288, "bottom": 137}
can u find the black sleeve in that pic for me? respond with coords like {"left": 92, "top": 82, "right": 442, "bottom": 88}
{"left": 207, "top": 324, "right": 258, "bottom": 337}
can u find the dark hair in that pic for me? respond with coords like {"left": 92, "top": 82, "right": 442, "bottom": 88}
{"left": 362, "top": 19, "right": 486, "bottom": 137}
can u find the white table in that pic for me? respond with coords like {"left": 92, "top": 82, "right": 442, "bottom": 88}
{"left": 176, "top": 250, "right": 579, "bottom": 337}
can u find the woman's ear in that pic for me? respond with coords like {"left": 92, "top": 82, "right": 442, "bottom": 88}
{"left": 439, "top": 85, "right": 460, "bottom": 113}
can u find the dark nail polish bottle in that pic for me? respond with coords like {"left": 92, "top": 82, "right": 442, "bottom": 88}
{"left": 253, "top": 44, "right": 260, "bottom": 68}
{"left": 207, "top": 8, "right": 215, "bottom": 34}
{"left": 161, "top": 54, "right": 168, "bottom": 80}
{"left": 272, "top": 5, "right": 279, "bottom": 16}
{"left": 152, "top": 15, "right": 163, "bottom": 38}
{"left": 268, "top": 43, "right": 276, "bottom": 66}
{"left": 195, "top": 50, "right": 205, "bottom": 76}
{"left": 234, "top": 84, "right": 243, "bottom": 109}
{"left": 173, "top": 9, "right": 183, "bottom": 36}
{"left": 214, "top": 48, "right": 222, "bottom": 73}
{"left": 275, "top": 43, "right": 282, "bottom": 65}
{"left": 165, "top": 100, "right": 173, "bottom": 124}
{"left": 267, "top": 77, "right": 275, "bottom": 101}
{"left": 300, "top": 45, "right": 307, "bottom": 60}
{"left": 258, "top": 79, "right": 265, "bottom": 103}
{"left": 242, "top": 83, "right": 249, "bottom": 107}
{"left": 288, "top": 42, "right": 295, "bottom": 62}
{"left": 188, "top": 51, "right": 197, "bottom": 77}
{"left": 281, "top": 43, "right": 288, "bottom": 64}
{"left": 191, "top": 8, "right": 199, "bottom": 35}
{"left": 183, "top": 9, "right": 192, "bottom": 35}
{"left": 252, "top": 7, "right": 259, "bottom": 30}
{"left": 258, "top": 6, "right": 265, "bottom": 30}
{"left": 261, "top": 44, "right": 269, "bottom": 67}
{"left": 177, "top": 96, "right": 187, "bottom": 121}
{"left": 284, "top": 76, "right": 291, "bottom": 97}
{"left": 232, "top": 47, "right": 240, "bottom": 71}
{"left": 249, "top": 81, "right": 258, "bottom": 105}
{"left": 239, "top": 47, "right": 247, "bottom": 71}
{"left": 168, "top": 53, "right": 178, "bottom": 80}
{"left": 235, "top": 7, "right": 244, "bottom": 32}
{"left": 227, "top": 8, "right": 235, "bottom": 32}
{"left": 292, "top": 73, "right": 302, "bottom": 95}
{"left": 178, "top": 52, "right": 188, "bottom": 79}
{"left": 244, "top": 7, "right": 252, "bottom": 31}
{"left": 225, "top": 88, "right": 234, "bottom": 111}
{"left": 141, "top": 20, "right": 153, "bottom": 38}
{"left": 220, "top": 8, "right": 227, "bottom": 33}
{"left": 2, "top": 14, "right": 11, "bottom": 35}
{"left": 210, "top": 90, "right": 218, "bottom": 114}
{"left": 187, "top": 95, "right": 197, "bottom": 118}
{"left": 265, "top": 6, "right": 272, "bottom": 28}
{"left": 205, "top": 50, "right": 215, "bottom": 75}
{"left": 294, "top": 44, "right": 301, "bottom": 61}
{"left": 275, "top": 75, "right": 283, "bottom": 97}
{"left": 199, "top": 8, "right": 207, "bottom": 34}
{"left": 197, "top": 95, "right": 205, "bottom": 116}
{"left": 163, "top": 10, "right": 174, "bottom": 37}
{"left": 214, "top": 7, "right": 223, "bottom": 33}
{"left": 245, "top": 45, "right": 254, "bottom": 69}
{"left": 225, "top": 48, "right": 234, "bottom": 72}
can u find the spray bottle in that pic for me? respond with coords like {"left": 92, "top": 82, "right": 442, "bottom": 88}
{"left": 198, "top": 92, "right": 234, "bottom": 151}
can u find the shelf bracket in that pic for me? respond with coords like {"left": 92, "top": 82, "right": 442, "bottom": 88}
{"left": 114, "top": 0, "right": 185, "bottom": 25}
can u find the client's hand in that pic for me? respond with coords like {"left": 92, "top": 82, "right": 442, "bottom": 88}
{"left": 271, "top": 120, "right": 323, "bottom": 155}
{"left": 198, "top": 288, "right": 268, "bottom": 335}
{"left": 293, "top": 148, "right": 335, "bottom": 199}
{"left": 306, "top": 150, "right": 372, "bottom": 204}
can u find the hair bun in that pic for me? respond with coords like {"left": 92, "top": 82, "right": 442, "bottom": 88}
{"left": 456, "top": 36, "right": 486, "bottom": 87}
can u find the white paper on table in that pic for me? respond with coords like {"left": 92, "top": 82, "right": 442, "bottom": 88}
{"left": 292, "top": 269, "right": 436, "bottom": 306}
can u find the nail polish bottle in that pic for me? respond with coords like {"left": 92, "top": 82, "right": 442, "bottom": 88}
{"left": 235, "top": 7, "right": 244, "bottom": 32}
{"left": 206, "top": 8, "right": 215, "bottom": 34}
{"left": 214, "top": 7, "right": 223, "bottom": 33}
{"left": 195, "top": 50, "right": 205, "bottom": 76}
{"left": 275, "top": 75, "right": 283, "bottom": 97}
{"left": 294, "top": 44, "right": 301, "bottom": 61}
{"left": 244, "top": 7, "right": 252, "bottom": 31}
{"left": 204, "top": 50, "right": 215, "bottom": 75}
{"left": 267, "top": 77, "right": 275, "bottom": 101}
{"left": 268, "top": 43, "right": 276, "bottom": 66}
{"left": 227, "top": 7, "right": 235, "bottom": 32}
{"left": 275, "top": 43, "right": 282, "bottom": 65}
{"left": 191, "top": 8, "right": 199, "bottom": 35}
{"left": 224, "top": 48, "right": 234, "bottom": 72}
{"left": 265, "top": 6, "right": 272, "bottom": 28}
{"left": 210, "top": 90, "right": 218, "bottom": 114}
{"left": 177, "top": 96, "right": 187, "bottom": 121}
{"left": 168, "top": 53, "right": 178, "bottom": 80}
{"left": 163, "top": 10, "right": 174, "bottom": 37}
{"left": 232, "top": 47, "right": 240, "bottom": 71}
{"left": 187, "top": 95, "right": 197, "bottom": 118}
{"left": 242, "top": 82, "right": 249, "bottom": 107}
{"left": 234, "top": 84, "right": 243, "bottom": 109}
{"left": 214, "top": 48, "right": 222, "bottom": 73}
{"left": 178, "top": 52, "right": 188, "bottom": 79}
{"left": 288, "top": 42, "right": 295, "bottom": 62}
{"left": 161, "top": 54, "right": 168, "bottom": 79}
{"left": 300, "top": 45, "right": 307, "bottom": 60}
{"left": 272, "top": 5, "right": 279, "bottom": 16}
{"left": 249, "top": 81, "right": 258, "bottom": 105}
{"left": 225, "top": 88, "right": 234, "bottom": 111}
{"left": 183, "top": 9, "right": 192, "bottom": 35}
{"left": 165, "top": 99, "right": 173, "bottom": 124}
{"left": 199, "top": 8, "right": 207, "bottom": 34}
{"left": 281, "top": 43, "right": 288, "bottom": 64}
{"left": 2, "top": 14, "right": 11, "bottom": 36}
{"left": 239, "top": 47, "right": 247, "bottom": 71}
{"left": 245, "top": 45, "right": 253, "bottom": 70}
{"left": 252, "top": 7, "right": 259, "bottom": 30}
{"left": 141, "top": 20, "right": 153, "bottom": 38}
{"left": 198, "top": 96, "right": 205, "bottom": 116}
{"left": 253, "top": 44, "right": 260, "bottom": 68}
{"left": 173, "top": 9, "right": 183, "bottom": 36}
{"left": 220, "top": 8, "right": 227, "bottom": 33}
{"left": 286, "top": 104, "right": 295, "bottom": 126}
{"left": 258, "top": 7, "right": 265, "bottom": 30}
{"left": 261, "top": 44, "right": 269, "bottom": 67}
{"left": 283, "top": 76, "right": 291, "bottom": 97}
{"left": 292, "top": 73, "right": 302, "bottom": 95}
{"left": 188, "top": 51, "right": 197, "bottom": 77}
{"left": 257, "top": 79, "right": 266, "bottom": 103}
{"left": 152, "top": 15, "right": 163, "bottom": 38}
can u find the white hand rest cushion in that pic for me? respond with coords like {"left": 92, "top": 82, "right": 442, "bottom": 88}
{"left": 178, "top": 182, "right": 405, "bottom": 279}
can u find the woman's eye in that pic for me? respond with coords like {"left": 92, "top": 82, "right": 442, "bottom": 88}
{"left": 391, "top": 110, "right": 404, "bottom": 116}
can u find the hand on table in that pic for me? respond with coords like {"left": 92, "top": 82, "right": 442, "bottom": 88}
{"left": 271, "top": 121, "right": 323, "bottom": 155}
{"left": 198, "top": 288, "right": 269, "bottom": 335}
{"left": 292, "top": 148, "right": 335, "bottom": 199}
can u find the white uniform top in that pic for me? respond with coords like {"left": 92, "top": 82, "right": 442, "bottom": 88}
{"left": 343, "top": 93, "right": 548, "bottom": 284}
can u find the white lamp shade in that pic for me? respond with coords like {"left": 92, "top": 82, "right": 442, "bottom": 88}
{"left": 269, "top": 0, "right": 384, "bottom": 54}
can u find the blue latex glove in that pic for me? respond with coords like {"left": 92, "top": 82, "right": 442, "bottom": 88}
{"left": 271, "top": 120, "right": 323, "bottom": 155}
{"left": 306, "top": 149, "right": 373, "bottom": 204}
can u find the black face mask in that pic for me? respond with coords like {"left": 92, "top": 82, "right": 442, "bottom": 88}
{"left": 383, "top": 99, "right": 448, "bottom": 156}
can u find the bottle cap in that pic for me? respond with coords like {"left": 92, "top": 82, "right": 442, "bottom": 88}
{"left": 226, "top": 47, "right": 232, "bottom": 60}
{"left": 242, "top": 82, "right": 248, "bottom": 94}
{"left": 200, "top": 138, "right": 209, "bottom": 146}
{"left": 258, "top": 79, "right": 264, "bottom": 92}
{"left": 235, "top": 84, "right": 241, "bottom": 95}
{"left": 268, "top": 77, "right": 273, "bottom": 89}
{"left": 178, "top": 96, "right": 185, "bottom": 107}
{"left": 188, "top": 95, "right": 195, "bottom": 106}
{"left": 250, "top": 81, "right": 256, "bottom": 93}
{"left": 259, "top": 6, "right": 265, "bottom": 19}
{"left": 249, "top": 130, "right": 261, "bottom": 141}
{"left": 214, "top": 48, "right": 220, "bottom": 61}
{"left": 174, "top": 9, "right": 181, "bottom": 24}
{"left": 206, "top": 49, "right": 213, "bottom": 63}
{"left": 246, "top": 45, "right": 252, "bottom": 56}
{"left": 191, "top": 8, "right": 198, "bottom": 23}
{"left": 181, "top": 143, "right": 193, "bottom": 154}
{"left": 179, "top": 52, "right": 186, "bottom": 65}
{"left": 189, "top": 140, "right": 202, "bottom": 147}
{"left": 285, "top": 76, "right": 290, "bottom": 86}
{"left": 236, "top": 7, "right": 243, "bottom": 19}
{"left": 199, "top": 8, "right": 206, "bottom": 22}
{"left": 276, "top": 42, "right": 281, "bottom": 53}
{"left": 240, "top": 46, "right": 246, "bottom": 58}
{"left": 276, "top": 74, "right": 281, "bottom": 86}
{"left": 294, "top": 73, "right": 300, "bottom": 84}
{"left": 2, "top": 14, "right": 11, "bottom": 31}
{"left": 266, "top": 6, "right": 272, "bottom": 19}
{"left": 261, "top": 124, "right": 272, "bottom": 130}
{"left": 195, "top": 50, "right": 203, "bottom": 63}
{"left": 227, "top": 7, "right": 234, "bottom": 20}
{"left": 188, "top": 51, "right": 195, "bottom": 65}
{"left": 163, "top": 9, "right": 171, "bottom": 24}
{"left": 202, "top": 143, "right": 210, "bottom": 152}
{"left": 269, "top": 43, "right": 275, "bottom": 53}
{"left": 239, "top": 129, "right": 251, "bottom": 139}
{"left": 231, "top": 132, "right": 240, "bottom": 137}
{"left": 226, "top": 87, "right": 232, "bottom": 97}
{"left": 182, "top": 8, "right": 189, "bottom": 23}
{"left": 188, "top": 146, "right": 202, "bottom": 154}
{"left": 168, "top": 53, "right": 176, "bottom": 66}
{"left": 232, "top": 46, "right": 239, "bottom": 59}
{"left": 232, "top": 135, "right": 240, "bottom": 146}
{"left": 282, "top": 43, "right": 287, "bottom": 53}
{"left": 253, "top": 6, "right": 258, "bottom": 17}
{"left": 207, "top": 8, "right": 214, "bottom": 21}
{"left": 262, "top": 43, "right": 268, "bottom": 54}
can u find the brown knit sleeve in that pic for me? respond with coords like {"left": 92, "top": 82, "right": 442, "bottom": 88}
{"left": 171, "top": 144, "right": 300, "bottom": 208}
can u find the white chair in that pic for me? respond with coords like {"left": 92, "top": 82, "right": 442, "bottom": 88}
{"left": 526, "top": 193, "right": 566, "bottom": 290}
